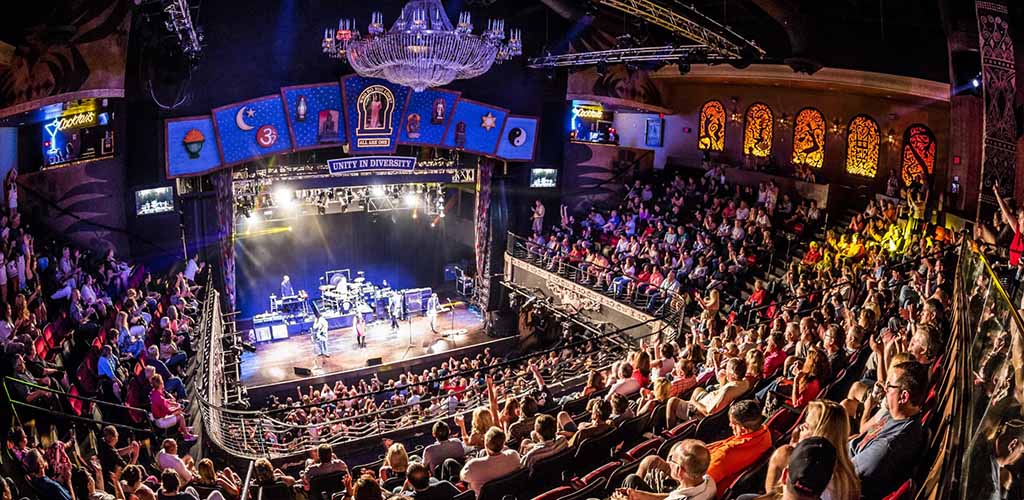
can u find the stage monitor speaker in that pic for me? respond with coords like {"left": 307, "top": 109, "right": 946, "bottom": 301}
{"left": 293, "top": 367, "right": 312, "bottom": 376}
{"left": 254, "top": 327, "right": 272, "bottom": 342}
{"left": 444, "top": 264, "right": 458, "bottom": 281}
{"left": 271, "top": 324, "right": 289, "bottom": 340}
{"left": 366, "top": 357, "right": 383, "bottom": 367}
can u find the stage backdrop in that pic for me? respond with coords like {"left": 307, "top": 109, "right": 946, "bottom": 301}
{"left": 234, "top": 211, "right": 472, "bottom": 319}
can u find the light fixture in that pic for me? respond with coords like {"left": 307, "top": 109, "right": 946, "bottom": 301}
{"left": 371, "top": 185, "right": 385, "bottom": 197}
{"left": 323, "top": 0, "right": 522, "bottom": 91}
{"left": 404, "top": 192, "right": 420, "bottom": 207}
{"left": 828, "top": 117, "right": 846, "bottom": 137}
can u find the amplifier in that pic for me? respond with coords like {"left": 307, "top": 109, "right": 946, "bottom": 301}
{"left": 403, "top": 287, "right": 432, "bottom": 314}
{"left": 254, "top": 327, "right": 272, "bottom": 342}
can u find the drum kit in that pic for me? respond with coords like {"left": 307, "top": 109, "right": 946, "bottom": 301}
{"left": 320, "top": 272, "right": 398, "bottom": 321}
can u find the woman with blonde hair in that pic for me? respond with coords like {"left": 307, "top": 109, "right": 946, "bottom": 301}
{"left": 762, "top": 400, "right": 860, "bottom": 500}
{"left": 379, "top": 442, "right": 410, "bottom": 484}
{"left": 745, "top": 349, "right": 764, "bottom": 386}
{"left": 455, "top": 407, "right": 495, "bottom": 449}
{"left": 790, "top": 349, "right": 829, "bottom": 408}
{"left": 631, "top": 350, "right": 652, "bottom": 387}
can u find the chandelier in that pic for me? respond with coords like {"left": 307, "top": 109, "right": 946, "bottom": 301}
{"left": 323, "top": 0, "right": 522, "bottom": 92}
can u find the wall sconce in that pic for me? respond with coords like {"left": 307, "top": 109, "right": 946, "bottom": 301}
{"left": 776, "top": 112, "right": 792, "bottom": 131}
{"left": 828, "top": 117, "right": 846, "bottom": 137}
{"left": 885, "top": 128, "right": 899, "bottom": 149}
{"left": 729, "top": 97, "right": 743, "bottom": 126}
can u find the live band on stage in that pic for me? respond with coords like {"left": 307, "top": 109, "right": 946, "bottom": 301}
{"left": 251, "top": 269, "right": 461, "bottom": 359}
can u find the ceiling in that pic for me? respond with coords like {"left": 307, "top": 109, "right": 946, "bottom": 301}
{"left": 540, "top": 0, "right": 954, "bottom": 82}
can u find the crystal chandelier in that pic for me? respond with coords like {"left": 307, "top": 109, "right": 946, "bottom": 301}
{"left": 323, "top": 0, "right": 522, "bottom": 92}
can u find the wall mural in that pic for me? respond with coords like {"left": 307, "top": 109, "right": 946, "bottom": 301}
{"left": 791, "top": 108, "right": 826, "bottom": 168}
{"left": 743, "top": 103, "right": 774, "bottom": 158}
{"left": 697, "top": 100, "right": 725, "bottom": 152}
{"left": 901, "top": 124, "right": 937, "bottom": 186}
{"left": 975, "top": 0, "right": 1017, "bottom": 203}
{"left": 846, "top": 115, "right": 881, "bottom": 177}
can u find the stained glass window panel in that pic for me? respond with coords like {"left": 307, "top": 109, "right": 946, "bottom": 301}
{"left": 698, "top": 100, "right": 725, "bottom": 151}
{"left": 743, "top": 103, "right": 773, "bottom": 157}
{"left": 900, "top": 125, "right": 937, "bottom": 186}
{"left": 845, "top": 115, "right": 880, "bottom": 177}
{"left": 791, "top": 108, "right": 825, "bottom": 168}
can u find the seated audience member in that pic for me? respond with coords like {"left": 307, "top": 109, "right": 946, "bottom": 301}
{"left": 157, "top": 468, "right": 202, "bottom": 500}
{"left": 401, "top": 462, "right": 460, "bottom": 500}
{"left": 97, "top": 425, "right": 140, "bottom": 482}
{"left": 194, "top": 458, "right": 240, "bottom": 499}
{"left": 144, "top": 346, "right": 187, "bottom": 400}
{"left": 25, "top": 449, "right": 71, "bottom": 500}
{"left": 156, "top": 438, "right": 195, "bottom": 486}
{"left": 850, "top": 361, "right": 927, "bottom": 499}
{"left": 679, "top": 357, "right": 750, "bottom": 419}
{"left": 743, "top": 437, "right": 838, "bottom": 500}
{"left": 610, "top": 392, "right": 635, "bottom": 426}
{"left": 71, "top": 465, "right": 122, "bottom": 500}
{"left": 252, "top": 457, "right": 296, "bottom": 491}
{"left": 460, "top": 427, "right": 522, "bottom": 496}
{"left": 615, "top": 439, "right": 715, "bottom": 500}
{"left": 506, "top": 395, "right": 540, "bottom": 447}
{"left": 559, "top": 397, "right": 614, "bottom": 447}
{"left": 149, "top": 375, "right": 197, "bottom": 441}
{"left": 302, "top": 443, "right": 349, "bottom": 491}
{"left": 422, "top": 421, "right": 466, "bottom": 474}
{"left": 763, "top": 401, "right": 861, "bottom": 500}
{"left": 608, "top": 362, "right": 642, "bottom": 398}
{"left": 705, "top": 400, "right": 773, "bottom": 488}
{"left": 520, "top": 414, "right": 569, "bottom": 468}
{"left": 121, "top": 464, "right": 157, "bottom": 500}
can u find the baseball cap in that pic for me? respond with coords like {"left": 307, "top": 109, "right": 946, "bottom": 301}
{"left": 787, "top": 436, "right": 837, "bottom": 497}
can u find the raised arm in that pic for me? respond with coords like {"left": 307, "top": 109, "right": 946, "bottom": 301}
{"left": 486, "top": 376, "right": 502, "bottom": 430}
{"left": 994, "top": 182, "right": 1020, "bottom": 233}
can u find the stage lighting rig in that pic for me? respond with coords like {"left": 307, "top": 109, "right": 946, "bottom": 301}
{"left": 153, "top": 0, "right": 204, "bottom": 61}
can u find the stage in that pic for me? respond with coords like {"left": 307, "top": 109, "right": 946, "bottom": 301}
{"left": 240, "top": 307, "right": 487, "bottom": 388}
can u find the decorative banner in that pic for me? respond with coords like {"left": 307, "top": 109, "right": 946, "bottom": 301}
{"left": 211, "top": 94, "right": 293, "bottom": 166}
{"left": 496, "top": 115, "right": 540, "bottom": 162}
{"left": 165, "top": 115, "right": 222, "bottom": 178}
{"left": 975, "top": 0, "right": 1017, "bottom": 209}
{"left": 341, "top": 76, "right": 411, "bottom": 154}
{"left": 281, "top": 82, "right": 345, "bottom": 151}
{"left": 327, "top": 156, "right": 417, "bottom": 175}
{"left": 442, "top": 99, "right": 509, "bottom": 156}
{"left": 399, "top": 88, "right": 461, "bottom": 146}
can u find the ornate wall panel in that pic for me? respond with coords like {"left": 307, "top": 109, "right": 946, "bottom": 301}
{"left": 791, "top": 108, "right": 826, "bottom": 168}
{"left": 845, "top": 115, "right": 881, "bottom": 177}
{"left": 975, "top": 1, "right": 1017, "bottom": 206}
{"left": 901, "top": 124, "right": 937, "bottom": 186}
{"left": 743, "top": 103, "right": 774, "bottom": 157}
{"left": 697, "top": 100, "right": 725, "bottom": 151}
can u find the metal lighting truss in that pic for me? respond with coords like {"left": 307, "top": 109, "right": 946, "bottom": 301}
{"left": 598, "top": 0, "right": 764, "bottom": 59}
{"left": 528, "top": 44, "right": 721, "bottom": 68}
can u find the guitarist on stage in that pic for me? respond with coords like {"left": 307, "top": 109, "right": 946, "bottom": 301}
{"left": 312, "top": 312, "right": 330, "bottom": 357}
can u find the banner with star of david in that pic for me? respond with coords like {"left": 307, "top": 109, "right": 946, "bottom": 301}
{"left": 211, "top": 94, "right": 294, "bottom": 166}
{"left": 442, "top": 98, "right": 509, "bottom": 157}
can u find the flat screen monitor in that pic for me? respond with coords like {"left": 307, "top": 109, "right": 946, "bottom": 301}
{"left": 135, "top": 186, "right": 174, "bottom": 216}
{"left": 529, "top": 168, "right": 557, "bottom": 188}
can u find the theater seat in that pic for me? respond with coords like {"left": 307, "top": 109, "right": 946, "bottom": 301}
{"left": 571, "top": 460, "right": 621, "bottom": 489}
{"left": 622, "top": 437, "right": 662, "bottom": 461}
{"left": 478, "top": 466, "right": 530, "bottom": 500}
{"left": 530, "top": 486, "right": 574, "bottom": 500}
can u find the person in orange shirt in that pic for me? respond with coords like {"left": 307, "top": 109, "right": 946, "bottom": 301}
{"left": 705, "top": 400, "right": 773, "bottom": 494}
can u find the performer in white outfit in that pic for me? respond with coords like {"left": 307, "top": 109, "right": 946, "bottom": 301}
{"left": 312, "top": 312, "right": 329, "bottom": 357}
{"left": 426, "top": 293, "right": 441, "bottom": 333}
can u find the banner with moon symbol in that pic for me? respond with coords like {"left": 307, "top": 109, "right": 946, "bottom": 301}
{"left": 211, "top": 94, "right": 293, "bottom": 166}
{"left": 442, "top": 98, "right": 509, "bottom": 156}
{"left": 340, "top": 76, "right": 411, "bottom": 155}
{"left": 495, "top": 115, "right": 540, "bottom": 162}
{"left": 398, "top": 88, "right": 460, "bottom": 147}
{"left": 281, "top": 82, "right": 344, "bottom": 151}
{"left": 164, "top": 115, "right": 222, "bottom": 178}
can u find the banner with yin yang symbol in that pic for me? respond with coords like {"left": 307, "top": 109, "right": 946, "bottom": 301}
{"left": 496, "top": 115, "right": 539, "bottom": 162}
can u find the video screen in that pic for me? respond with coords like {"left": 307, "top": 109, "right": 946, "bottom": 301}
{"left": 135, "top": 186, "right": 174, "bottom": 216}
{"left": 529, "top": 168, "right": 558, "bottom": 188}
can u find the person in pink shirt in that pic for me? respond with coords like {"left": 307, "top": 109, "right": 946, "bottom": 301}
{"left": 149, "top": 374, "right": 197, "bottom": 441}
{"left": 762, "top": 332, "right": 788, "bottom": 379}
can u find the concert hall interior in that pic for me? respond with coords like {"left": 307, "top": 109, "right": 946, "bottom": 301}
{"left": 1, "top": 1, "right": 1024, "bottom": 500}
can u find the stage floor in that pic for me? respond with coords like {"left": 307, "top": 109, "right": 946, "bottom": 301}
{"left": 240, "top": 308, "right": 486, "bottom": 388}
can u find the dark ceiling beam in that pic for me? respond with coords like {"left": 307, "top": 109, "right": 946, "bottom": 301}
{"left": 745, "top": 0, "right": 822, "bottom": 73}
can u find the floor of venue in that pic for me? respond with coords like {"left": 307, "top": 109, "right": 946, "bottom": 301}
{"left": 240, "top": 307, "right": 486, "bottom": 387}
